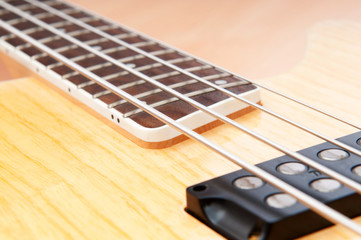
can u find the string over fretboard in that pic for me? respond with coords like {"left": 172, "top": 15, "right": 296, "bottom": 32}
{"left": 0, "top": 0, "right": 257, "bottom": 132}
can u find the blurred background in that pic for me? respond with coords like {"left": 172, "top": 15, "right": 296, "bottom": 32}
{"left": 1, "top": 0, "right": 361, "bottom": 80}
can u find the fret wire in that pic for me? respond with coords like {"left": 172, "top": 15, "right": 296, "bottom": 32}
{"left": 77, "top": 80, "right": 96, "bottom": 88}
{"left": 77, "top": 16, "right": 97, "bottom": 23}
{"left": 117, "top": 54, "right": 145, "bottom": 63}
{"left": 47, "top": 61, "right": 62, "bottom": 69}
{"left": 68, "top": 52, "right": 94, "bottom": 62}
{"left": 125, "top": 96, "right": 179, "bottom": 117}
{"left": 32, "top": 52, "right": 46, "bottom": 59}
{"left": 184, "top": 64, "right": 212, "bottom": 72}
{"left": 17, "top": 4, "right": 34, "bottom": 11}
{"left": 203, "top": 72, "right": 231, "bottom": 80}
{"left": 4, "top": 0, "right": 361, "bottom": 197}
{"left": 17, "top": 42, "right": 31, "bottom": 50}
{"left": 50, "top": 20, "right": 72, "bottom": 28}
{"left": 83, "top": 37, "right": 108, "bottom": 45}
{"left": 32, "top": 11, "right": 53, "bottom": 19}
{"left": 101, "top": 78, "right": 196, "bottom": 103}
{"left": 38, "top": 35, "right": 61, "bottom": 44}
{"left": 108, "top": 79, "right": 198, "bottom": 108}
{"left": 131, "top": 41, "right": 156, "bottom": 47}
{"left": 6, "top": 17, "right": 26, "bottom": 25}
{"left": 167, "top": 56, "right": 193, "bottom": 64}
{"left": 150, "top": 49, "right": 175, "bottom": 56}
{"left": 2, "top": 18, "right": 361, "bottom": 236}
{"left": 100, "top": 71, "right": 245, "bottom": 107}
{"left": 97, "top": 24, "right": 118, "bottom": 32}
{"left": 60, "top": 0, "right": 361, "bottom": 133}
{"left": 85, "top": 62, "right": 111, "bottom": 72}
{"left": 23, "top": 26, "right": 42, "bottom": 34}
{"left": 94, "top": 79, "right": 147, "bottom": 99}
{"left": 102, "top": 70, "right": 128, "bottom": 81}
{"left": 77, "top": 70, "right": 130, "bottom": 88}
{"left": 62, "top": 71, "right": 77, "bottom": 79}
{"left": 123, "top": 81, "right": 248, "bottom": 117}
{"left": 61, "top": 8, "right": 79, "bottom": 15}
{"left": 67, "top": 28, "right": 90, "bottom": 37}
{"left": 53, "top": 44, "right": 77, "bottom": 53}
{"left": 101, "top": 45, "right": 127, "bottom": 54}
{"left": 114, "top": 32, "right": 137, "bottom": 39}
{"left": 138, "top": 26, "right": 361, "bottom": 132}
{"left": 133, "top": 79, "right": 198, "bottom": 99}
{"left": 152, "top": 71, "right": 180, "bottom": 80}
{"left": 25, "top": 0, "right": 361, "bottom": 161}
{"left": 133, "top": 62, "right": 161, "bottom": 72}
{"left": 1, "top": 34, "right": 15, "bottom": 41}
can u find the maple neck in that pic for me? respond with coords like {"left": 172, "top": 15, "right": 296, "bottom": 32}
{"left": 0, "top": 0, "right": 256, "bottom": 130}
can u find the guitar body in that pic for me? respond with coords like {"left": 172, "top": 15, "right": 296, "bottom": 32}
{"left": 1, "top": 1, "right": 361, "bottom": 239}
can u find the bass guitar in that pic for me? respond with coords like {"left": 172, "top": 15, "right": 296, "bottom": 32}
{"left": 1, "top": 0, "right": 361, "bottom": 239}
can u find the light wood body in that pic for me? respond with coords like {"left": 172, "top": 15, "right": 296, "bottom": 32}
{"left": 1, "top": 1, "right": 361, "bottom": 239}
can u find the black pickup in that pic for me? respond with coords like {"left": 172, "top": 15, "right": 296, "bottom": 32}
{"left": 186, "top": 132, "right": 361, "bottom": 240}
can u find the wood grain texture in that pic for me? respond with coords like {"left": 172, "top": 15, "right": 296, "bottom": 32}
{"left": 1, "top": 0, "right": 361, "bottom": 81}
{"left": 1, "top": 20, "right": 361, "bottom": 239}
{"left": 1, "top": 0, "right": 361, "bottom": 238}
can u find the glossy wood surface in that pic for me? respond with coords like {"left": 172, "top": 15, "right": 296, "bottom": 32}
{"left": 1, "top": 1, "right": 361, "bottom": 239}
{"left": 1, "top": 0, "right": 361, "bottom": 81}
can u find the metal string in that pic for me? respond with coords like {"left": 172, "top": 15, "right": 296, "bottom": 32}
{"left": 58, "top": 0, "right": 361, "bottom": 132}
{"left": 2, "top": 14, "right": 361, "bottom": 237}
{"left": 24, "top": 0, "right": 361, "bottom": 160}
{"left": 1, "top": 0, "right": 361, "bottom": 235}
{"left": 4, "top": 0, "right": 361, "bottom": 195}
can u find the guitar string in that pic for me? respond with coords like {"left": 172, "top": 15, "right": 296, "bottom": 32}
{"left": 4, "top": 0, "right": 361, "bottom": 196}
{"left": 2, "top": 0, "right": 360, "bottom": 231}
{"left": 57, "top": 0, "right": 361, "bottom": 132}
{"left": 1, "top": 17, "right": 361, "bottom": 236}
{"left": 24, "top": 0, "right": 361, "bottom": 161}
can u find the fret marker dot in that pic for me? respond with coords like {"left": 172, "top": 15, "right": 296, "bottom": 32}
{"left": 266, "top": 193, "right": 297, "bottom": 208}
{"left": 126, "top": 63, "right": 136, "bottom": 68}
{"left": 215, "top": 79, "right": 227, "bottom": 85}
{"left": 310, "top": 178, "right": 341, "bottom": 192}
{"left": 233, "top": 176, "right": 263, "bottom": 190}
{"left": 318, "top": 149, "right": 349, "bottom": 161}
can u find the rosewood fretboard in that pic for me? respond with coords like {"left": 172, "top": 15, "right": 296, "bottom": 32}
{"left": 0, "top": 0, "right": 259, "bottom": 146}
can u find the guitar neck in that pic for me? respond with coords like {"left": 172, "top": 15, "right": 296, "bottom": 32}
{"left": 2, "top": 1, "right": 361, "bottom": 240}
{"left": 0, "top": 0, "right": 260, "bottom": 148}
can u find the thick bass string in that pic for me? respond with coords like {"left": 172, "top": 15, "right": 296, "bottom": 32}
{"left": 0, "top": 0, "right": 259, "bottom": 147}
{"left": 1, "top": 0, "right": 361, "bottom": 238}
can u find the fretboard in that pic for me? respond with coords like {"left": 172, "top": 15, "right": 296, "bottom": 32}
{"left": 0, "top": 0, "right": 260, "bottom": 147}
